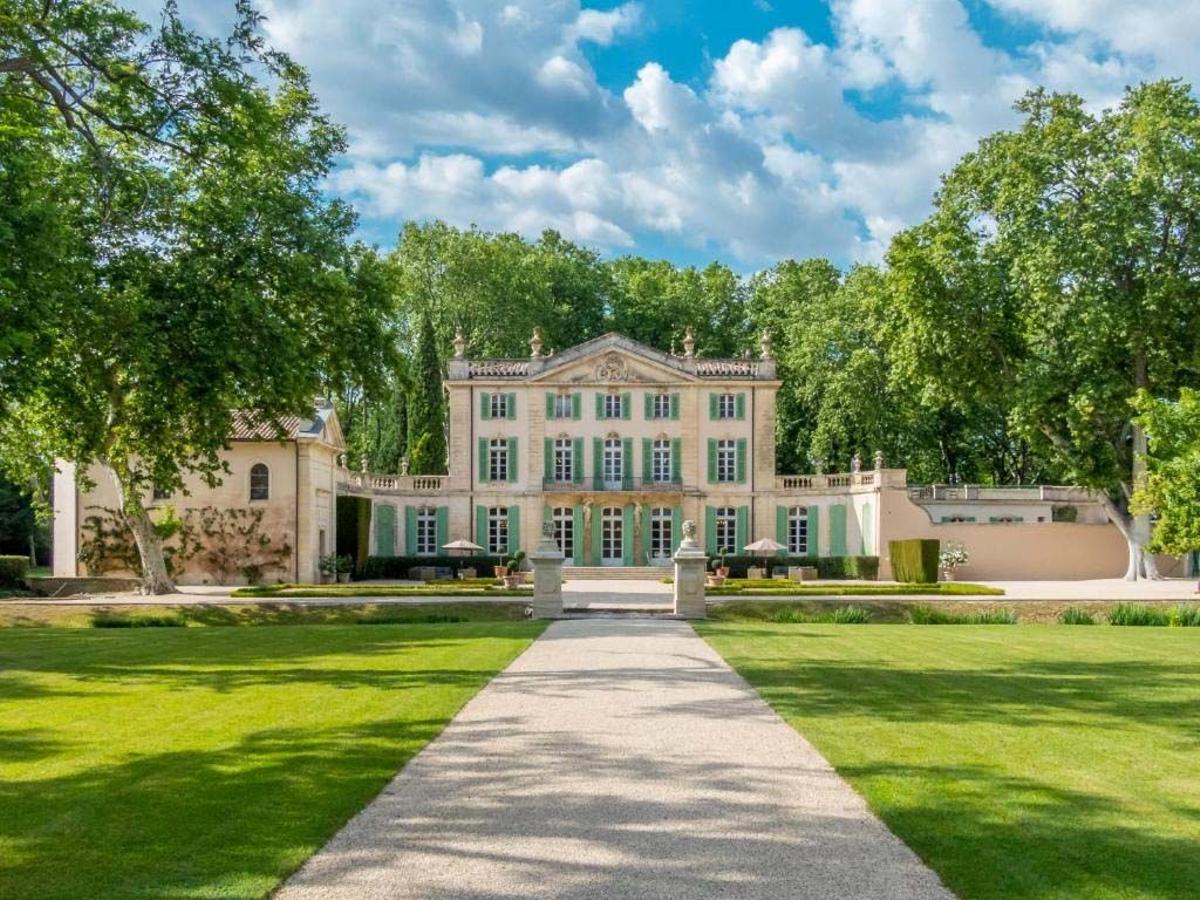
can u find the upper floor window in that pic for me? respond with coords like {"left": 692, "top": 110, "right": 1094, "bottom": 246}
{"left": 940, "top": 515, "right": 975, "bottom": 523}
{"left": 717, "top": 393, "right": 736, "bottom": 419}
{"left": 415, "top": 507, "right": 438, "bottom": 555}
{"left": 604, "top": 393, "right": 623, "bottom": 419}
{"left": 490, "top": 393, "right": 509, "bottom": 419}
{"left": 788, "top": 506, "right": 809, "bottom": 555}
{"left": 714, "top": 507, "right": 737, "bottom": 555}
{"left": 715, "top": 439, "right": 737, "bottom": 483}
{"left": 652, "top": 393, "right": 671, "bottom": 419}
{"left": 554, "top": 394, "right": 573, "bottom": 419}
{"left": 553, "top": 438, "right": 574, "bottom": 482}
{"left": 487, "top": 507, "right": 509, "bottom": 555}
{"left": 652, "top": 439, "right": 673, "bottom": 483}
{"left": 249, "top": 463, "right": 270, "bottom": 501}
{"left": 489, "top": 438, "right": 509, "bottom": 482}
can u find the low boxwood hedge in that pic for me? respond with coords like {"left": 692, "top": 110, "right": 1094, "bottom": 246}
{"left": 0, "top": 555, "right": 29, "bottom": 588}
{"left": 713, "top": 555, "right": 879, "bottom": 579}
{"left": 362, "top": 555, "right": 498, "bottom": 579}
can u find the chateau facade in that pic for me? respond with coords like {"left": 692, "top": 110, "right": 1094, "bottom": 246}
{"left": 55, "top": 331, "right": 1143, "bottom": 585}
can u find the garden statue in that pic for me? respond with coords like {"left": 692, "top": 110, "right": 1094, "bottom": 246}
{"left": 682, "top": 327, "right": 695, "bottom": 358}
{"left": 452, "top": 327, "right": 466, "bottom": 359}
{"left": 875, "top": 449, "right": 885, "bottom": 471}
{"left": 851, "top": 452, "right": 862, "bottom": 473}
{"left": 530, "top": 326, "right": 543, "bottom": 359}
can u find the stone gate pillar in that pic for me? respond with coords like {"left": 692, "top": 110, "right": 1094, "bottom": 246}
{"left": 530, "top": 521, "right": 565, "bottom": 619}
{"left": 672, "top": 519, "right": 708, "bottom": 619}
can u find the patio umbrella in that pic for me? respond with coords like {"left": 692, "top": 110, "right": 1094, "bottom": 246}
{"left": 441, "top": 539, "right": 484, "bottom": 554}
{"left": 743, "top": 537, "right": 786, "bottom": 555}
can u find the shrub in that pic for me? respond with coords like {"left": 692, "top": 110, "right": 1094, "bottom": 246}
{"left": 824, "top": 605, "right": 871, "bottom": 624}
{"left": 706, "top": 554, "right": 878, "bottom": 579}
{"left": 1059, "top": 607, "right": 1096, "bottom": 625}
{"left": 908, "top": 605, "right": 1017, "bottom": 625}
{"left": 771, "top": 606, "right": 807, "bottom": 623}
{"left": 363, "top": 555, "right": 497, "bottom": 579}
{"left": 1106, "top": 604, "right": 1171, "bottom": 626}
{"left": 889, "top": 539, "right": 940, "bottom": 583}
{"left": 1168, "top": 605, "right": 1200, "bottom": 627}
{"left": 0, "top": 555, "right": 29, "bottom": 588}
{"left": 91, "top": 613, "right": 186, "bottom": 628}
{"left": 768, "top": 604, "right": 871, "bottom": 624}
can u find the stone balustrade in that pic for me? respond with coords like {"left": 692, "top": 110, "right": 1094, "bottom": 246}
{"left": 908, "top": 484, "right": 1097, "bottom": 503}
{"left": 340, "top": 471, "right": 447, "bottom": 494}
{"left": 776, "top": 471, "right": 881, "bottom": 490}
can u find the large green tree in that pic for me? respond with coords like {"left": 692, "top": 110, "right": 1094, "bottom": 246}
{"left": 406, "top": 313, "right": 446, "bottom": 475}
{"left": 1131, "top": 389, "right": 1200, "bottom": 558}
{"left": 887, "top": 81, "right": 1200, "bottom": 578}
{"left": 0, "top": 1, "right": 396, "bottom": 592}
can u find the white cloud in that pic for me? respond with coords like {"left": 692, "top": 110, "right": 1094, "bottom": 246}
{"left": 569, "top": 3, "right": 643, "bottom": 45}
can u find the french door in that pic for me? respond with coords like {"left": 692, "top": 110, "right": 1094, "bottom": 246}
{"left": 601, "top": 507, "right": 623, "bottom": 565}
{"left": 553, "top": 507, "right": 574, "bottom": 565}
{"left": 603, "top": 439, "right": 623, "bottom": 489}
{"left": 649, "top": 507, "right": 672, "bottom": 564}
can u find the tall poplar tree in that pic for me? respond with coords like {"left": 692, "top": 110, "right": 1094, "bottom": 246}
{"left": 406, "top": 313, "right": 446, "bottom": 475}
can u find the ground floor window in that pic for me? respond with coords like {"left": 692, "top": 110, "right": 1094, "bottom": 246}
{"left": 488, "top": 507, "right": 509, "bottom": 554}
{"left": 416, "top": 507, "right": 437, "bottom": 555}
{"left": 650, "top": 507, "right": 672, "bottom": 560}
{"left": 601, "top": 506, "right": 622, "bottom": 563}
{"left": 552, "top": 507, "right": 573, "bottom": 560}
{"left": 714, "top": 506, "right": 737, "bottom": 555}
{"left": 788, "top": 506, "right": 808, "bottom": 555}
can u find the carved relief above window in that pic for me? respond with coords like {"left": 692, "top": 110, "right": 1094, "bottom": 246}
{"left": 595, "top": 352, "right": 632, "bottom": 382}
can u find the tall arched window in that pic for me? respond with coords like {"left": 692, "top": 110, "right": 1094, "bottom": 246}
{"left": 249, "top": 463, "right": 270, "bottom": 501}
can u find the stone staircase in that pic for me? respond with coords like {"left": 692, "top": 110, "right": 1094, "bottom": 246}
{"left": 565, "top": 566, "right": 669, "bottom": 581}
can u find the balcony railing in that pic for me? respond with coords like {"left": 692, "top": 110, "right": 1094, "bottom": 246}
{"left": 908, "top": 484, "right": 1097, "bottom": 503}
{"left": 341, "top": 471, "right": 447, "bottom": 493}
{"left": 542, "top": 477, "right": 684, "bottom": 492}
{"left": 776, "top": 472, "right": 879, "bottom": 490}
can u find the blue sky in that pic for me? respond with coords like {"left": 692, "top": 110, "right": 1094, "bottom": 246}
{"left": 146, "top": 0, "right": 1200, "bottom": 269}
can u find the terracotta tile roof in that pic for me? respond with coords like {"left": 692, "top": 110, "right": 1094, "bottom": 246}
{"left": 229, "top": 406, "right": 329, "bottom": 442}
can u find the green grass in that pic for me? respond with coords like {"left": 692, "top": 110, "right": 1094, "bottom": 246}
{"left": 0, "top": 620, "right": 544, "bottom": 898}
{"left": 697, "top": 622, "right": 1200, "bottom": 899}
{"left": 231, "top": 583, "right": 532, "bottom": 598}
{"left": 1059, "top": 606, "right": 1097, "bottom": 625}
{"left": 704, "top": 580, "right": 1003, "bottom": 596}
{"left": 908, "top": 604, "right": 1019, "bottom": 624}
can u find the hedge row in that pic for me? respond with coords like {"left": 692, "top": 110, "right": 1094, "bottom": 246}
{"left": 0, "top": 555, "right": 29, "bottom": 588}
{"left": 362, "top": 555, "right": 499, "bottom": 579}
{"left": 709, "top": 554, "right": 880, "bottom": 579}
{"left": 889, "top": 539, "right": 940, "bottom": 583}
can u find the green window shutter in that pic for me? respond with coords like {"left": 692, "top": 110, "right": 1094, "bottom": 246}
{"left": 736, "top": 505, "right": 749, "bottom": 552}
{"left": 507, "top": 437, "right": 518, "bottom": 482}
{"left": 593, "top": 437, "right": 603, "bottom": 487}
{"left": 642, "top": 438, "right": 653, "bottom": 482}
{"left": 671, "top": 507, "right": 682, "bottom": 553}
{"left": 705, "top": 506, "right": 717, "bottom": 556}
{"left": 671, "top": 438, "right": 681, "bottom": 483}
{"left": 735, "top": 393, "right": 746, "bottom": 420}
{"left": 572, "top": 437, "right": 584, "bottom": 484}
{"left": 641, "top": 505, "right": 653, "bottom": 564}
{"left": 707, "top": 439, "right": 717, "bottom": 483}
{"left": 507, "top": 505, "right": 520, "bottom": 555}
{"left": 546, "top": 392, "right": 556, "bottom": 419}
{"left": 595, "top": 393, "right": 604, "bottom": 419}
{"left": 809, "top": 505, "right": 820, "bottom": 558}
{"left": 644, "top": 393, "right": 653, "bottom": 419}
{"left": 622, "top": 504, "right": 634, "bottom": 565}
{"left": 709, "top": 393, "right": 718, "bottom": 420}
{"left": 736, "top": 438, "right": 747, "bottom": 483}
{"left": 436, "top": 507, "right": 448, "bottom": 550}
{"left": 398, "top": 505, "right": 413, "bottom": 555}
{"left": 670, "top": 393, "right": 680, "bottom": 420}
{"left": 478, "top": 437, "right": 488, "bottom": 482}
{"left": 544, "top": 438, "right": 553, "bottom": 481}
{"left": 622, "top": 437, "right": 633, "bottom": 487}
{"left": 475, "top": 505, "right": 487, "bottom": 550}
{"left": 375, "top": 504, "right": 395, "bottom": 557}
{"left": 989, "top": 516, "right": 999, "bottom": 523}
{"left": 591, "top": 508, "right": 603, "bottom": 564}
{"left": 621, "top": 392, "right": 631, "bottom": 420}
{"left": 572, "top": 392, "right": 581, "bottom": 420}
{"left": 507, "top": 392, "right": 517, "bottom": 419}
{"left": 572, "top": 505, "right": 585, "bottom": 565}
{"left": 829, "top": 504, "right": 847, "bottom": 556}
{"left": 480, "top": 392, "right": 491, "bottom": 420}
{"left": 776, "top": 505, "right": 788, "bottom": 550}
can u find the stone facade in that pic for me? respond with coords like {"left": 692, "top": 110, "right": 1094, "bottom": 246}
{"left": 53, "top": 332, "right": 1170, "bottom": 584}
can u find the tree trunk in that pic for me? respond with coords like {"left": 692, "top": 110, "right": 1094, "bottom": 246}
{"left": 1097, "top": 492, "right": 1145, "bottom": 581}
{"left": 101, "top": 463, "right": 176, "bottom": 595}
{"left": 1129, "top": 353, "right": 1162, "bottom": 579}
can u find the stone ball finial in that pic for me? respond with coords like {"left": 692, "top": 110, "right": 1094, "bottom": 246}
{"left": 452, "top": 327, "right": 467, "bottom": 359}
{"left": 682, "top": 327, "right": 696, "bottom": 359}
{"left": 530, "top": 326, "right": 543, "bottom": 359}
{"left": 760, "top": 328, "right": 773, "bottom": 360}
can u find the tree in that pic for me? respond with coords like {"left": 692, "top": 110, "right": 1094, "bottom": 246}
{"left": 1131, "top": 390, "right": 1200, "bottom": 557}
{"left": 887, "top": 81, "right": 1200, "bottom": 578}
{"left": 0, "top": 1, "right": 396, "bottom": 592}
{"left": 406, "top": 313, "right": 445, "bottom": 475}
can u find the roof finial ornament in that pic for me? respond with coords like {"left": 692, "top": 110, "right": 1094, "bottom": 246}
{"left": 874, "top": 449, "right": 885, "bottom": 471}
{"left": 760, "top": 328, "right": 773, "bottom": 360}
{"left": 452, "top": 327, "right": 467, "bottom": 359}
{"left": 530, "top": 326, "right": 543, "bottom": 359}
{"left": 682, "top": 327, "right": 695, "bottom": 359}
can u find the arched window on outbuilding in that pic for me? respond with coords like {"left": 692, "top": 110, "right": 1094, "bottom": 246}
{"left": 250, "top": 463, "right": 270, "bottom": 501}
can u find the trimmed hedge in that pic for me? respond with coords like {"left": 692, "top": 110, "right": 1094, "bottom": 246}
{"left": 889, "top": 539, "right": 940, "bottom": 583}
{"left": 716, "top": 555, "right": 879, "bottom": 580}
{"left": 362, "top": 555, "right": 498, "bottom": 579}
{"left": 0, "top": 555, "right": 29, "bottom": 588}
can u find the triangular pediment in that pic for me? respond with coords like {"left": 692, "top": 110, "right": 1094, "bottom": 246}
{"left": 529, "top": 333, "right": 698, "bottom": 385}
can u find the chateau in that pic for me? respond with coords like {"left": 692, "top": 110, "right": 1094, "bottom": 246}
{"left": 53, "top": 331, "right": 1137, "bottom": 584}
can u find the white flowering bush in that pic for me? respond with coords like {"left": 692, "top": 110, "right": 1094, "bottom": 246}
{"left": 939, "top": 541, "right": 969, "bottom": 571}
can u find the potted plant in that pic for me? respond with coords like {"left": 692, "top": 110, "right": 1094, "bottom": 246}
{"left": 336, "top": 554, "right": 353, "bottom": 583}
{"left": 715, "top": 550, "right": 731, "bottom": 579}
{"left": 503, "top": 550, "right": 526, "bottom": 588}
{"left": 707, "top": 557, "right": 726, "bottom": 587}
{"left": 318, "top": 554, "right": 339, "bottom": 584}
{"left": 493, "top": 552, "right": 509, "bottom": 578}
{"left": 939, "top": 541, "right": 968, "bottom": 581}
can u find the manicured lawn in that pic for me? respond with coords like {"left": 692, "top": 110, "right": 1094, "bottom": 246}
{"left": 698, "top": 622, "right": 1200, "bottom": 899}
{"left": 230, "top": 583, "right": 532, "bottom": 598}
{"left": 0, "top": 620, "right": 544, "bottom": 899}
